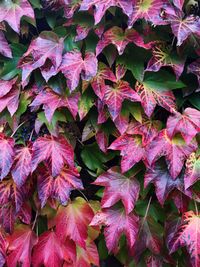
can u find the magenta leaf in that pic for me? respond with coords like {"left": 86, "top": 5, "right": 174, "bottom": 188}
{"left": 60, "top": 50, "right": 98, "bottom": 92}
{"left": 0, "top": 31, "right": 12, "bottom": 58}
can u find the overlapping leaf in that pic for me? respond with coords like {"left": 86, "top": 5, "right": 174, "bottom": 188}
{"left": 0, "top": 31, "right": 12, "bottom": 58}
{"left": 147, "top": 129, "right": 197, "bottom": 179}
{"left": 60, "top": 50, "right": 98, "bottom": 92}
{"left": 184, "top": 151, "right": 200, "bottom": 189}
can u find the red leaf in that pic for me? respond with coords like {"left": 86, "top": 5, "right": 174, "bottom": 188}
{"left": 96, "top": 26, "right": 152, "bottom": 56}
{"left": 30, "top": 87, "right": 80, "bottom": 123}
{"left": 0, "top": 84, "right": 20, "bottom": 116}
{"left": 0, "top": 78, "right": 17, "bottom": 98}
{"left": 135, "top": 81, "right": 176, "bottom": 118}
{"left": 0, "top": 178, "right": 29, "bottom": 212}
{"left": 75, "top": 240, "right": 100, "bottom": 267}
{"left": 0, "top": 134, "right": 15, "bottom": 180}
{"left": 147, "top": 129, "right": 197, "bottom": 179}
{"left": 128, "top": 0, "right": 167, "bottom": 27}
{"left": 133, "top": 217, "right": 163, "bottom": 262}
{"left": 167, "top": 108, "right": 200, "bottom": 144}
{"left": 114, "top": 113, "right": 129, "bottom": 135}
{"left": 0, "top": 31, "right": 12, "bottom": 58}
{"left": 104, "top": 81, "right": 140, "bottom": 120}
{"left": 126, "top": 117, "right": 161, "bottom": 146}
{"left": 32, "top": 135, "right": 74, "bottom": 177}
{"left": 7, "top": 225, "right": 38, "bottom": 267}
{"left": 80, "top": 0, "right": 133, "bottom": 25}
{"left": 146, "top": 255, "right": 163, "bottom": 267}
{"left": 168, "top": 211, "right": 200, "bottom": 267}
{"left": 144, "top": 160, "right": 191, "bottom": 205}
{"left": 32, "top": 230, "right": 70, "bottom": 267}
{"left": 90, "top": 62, "right": 116, "bottom": 100}
{"left": 0, "top": 203, "right": 16, "bottom": 233}
{"left": 0, "top": 228, "right": 7, "bottom": 267}
{"left": 188, "top": 59, "right": 200, "bottom": 87}
{"left": 60, "top": 50, "right": 97, "bottom": 92}
{"left": 164, "top": 7, "right": 200, "bottom": 46}
{"left": 0, "top": 0, "right": 34, "bottom": 33}
{"left": 18, "top": 32, "right": 64, "bottom": 86}
{"left": 11, "top": 144, "right": 32, "bottom": 187}
{"left": 62, "top": 0, "right": 81, "bottom": 19}
{"left": 184, "top": 151, "right": 200, "bottom": 189}
{"left": 95, "top": 130, "right": 108, "bottom": 153}
{"left": 109, "top": 134, "right": 145, "bottom": 173}
{"left": 55, "top": 197, "right": 94, "bottom": 247}
{"left": 38, "top": 166, "right": 83, "bottom": 207}
{"left": 90, "top": 207, "right": 139, "bottom": 253}
{"left": 146, "top": 43, "right": 185, "bottom": 80}
{"left": 94, "top": 168, "right": 140, "bottom": 213}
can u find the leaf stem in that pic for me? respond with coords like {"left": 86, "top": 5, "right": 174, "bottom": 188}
{"left": 77, "top": 189, "right": 89, "bottom": 202}
{"left": 32, "top": 210, "right": 39, "bottom": 231}
{"left": 11, "top": 120, "right": 27, "bottom": 137}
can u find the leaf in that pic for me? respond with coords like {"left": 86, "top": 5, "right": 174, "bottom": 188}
{"left": 128, "top": 0, "right": 167, "bottom": 27}
{"left": 55, "top": 197, "right": 94, "bottom": 248}
{"left": 167, "top": 108, "right": 200, "bottom": 144}
{"left": 103, "top": 81, "right": 140, "bottom": 120}
{"left": 0, "top": 134, "right": 15, "bottom": 180}
{"left": 188, "top": 59, "right": 200, "bottom": 87}
{"left": 126, "top": 117, "right": 161, "bottom": 146}
{"left": 146, "top": 43, "right": 185, "bottom": 80}
{"left": 96, "top": 26, "right": 152, "bottom": 56}
{"left": 135, "top": 80, "right": 176, "bottom": 117}
{"left": 145, "top": 255, "right": 163, "bottom": 267}
{"left": 0, "top": 31, "right": 12, "bottom": 58}
{"left": 75, "top": 239, "right": 100, "bottom": 267}
{"left": 32, "top": 135, "right": 74, "bottom": 177}
{"left": 0, "top": 0, "right": 35, "bottom": 33}
{"left": 0, "top": 203, "right": 15, "bottom": 233}
{"left": 60, "top": 50, "right": 98, "bottom": 92}
{"left": 32, "top": 230, "right": 70, "bottom": 267}
{"left": 80, "top": 0, "right": 133, "bottom": 25}
{"left": 11, "top": 144, "right": 32, "bottom": 187}
{"left": 30, "top": 87, "right": 80, "bottom": 123}
{"left": 0, "top": 178, "right": 30, "bottom": 212}
{"left": 7, "top": 225, "right": 38, "bottom": 267}
{"left": 109, "top": 134, "right": 145, "bottom": 173}
{"left": 164, "top": 7, "right": 200, "bottom": 46}
{"left": 144, "top": 160, "right": 190, "bottom": 205}
{"left": 0, "top": 77, "right": 17, "bottom": 98}
{"left": 62, "top": 0, "right": 81, "bottom": 19}
{"left": 184, "top": 151, "right": 200, "bottom": 189}
{"left": 89, "top": 62, "right": 116, "bottom": 100}
{"left": 90, "top": 206, "right": 139, "bottom": 253}
{"left": 147, "top": 129, "right": 197, "bottom": 179}
{"left": 168, "top": 211, "right": 200, "bottom": 267}
{"left": 133, "top": 216, "right": 163, "bottom": 262}
{"left": 0, "top": 81, "right": 20, "bottom": 116}
{"left": 94, "top": 168, "right": 140, "bottom": 213}
{"left": 18, "top": 32, "right": 64, "bottom": 86}
{"left": 0, "top": 228, "right": 7, "bottom": 267}
{"left": 38, "top": 166, "right": 83, "bottom": 207}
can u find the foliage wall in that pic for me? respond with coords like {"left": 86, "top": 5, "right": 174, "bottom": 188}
{"left": 0, "top": 0, "right": 200, "bottom": 266}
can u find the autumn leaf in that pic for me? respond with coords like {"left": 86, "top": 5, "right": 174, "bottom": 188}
{"left": 147, "top": 129, "right": 197, "bottom": 179}
{"left": 0, "top": 31, "right": 12, "bottom": 58}
{"left": 184, "top": 151, "right": 200, "bottom": 189}
{"left": 0, "top": 0, "right": 35, "bottom": 33}
{"left": 30, "top": 87, "right": 80, "bottom": 123}
{"left": 96, "top": 26, "right": 152, "bottom": 56}
{"left": 168, "top": 211, "right": 200, "bottom": 267}
{"left": 167, "top": 108, "right": 200, "bottom": 144}
{"left": 60, "top": 50, "right": 98, "bottom": 92}
{"left": 32, "top": 135, "right": 74, "bottom": 177}
{"left": 146, "top": 43, "right": 185, "bottom": 80}
{"left": 0, "top": 134, "right": 15, "bottom": 180}
{"left": 55, "top": 197, "right": 94, "bottom": 247}
{"left": 7, "top": 225, "right": 38, "bottom": 267}
{"left": 18, "top": 32, "right": 64, "bottom": 86}
{"left": 128, "top": 0, "right": 166, "bottom": 27}
{"left": 80, "top": 0, "right": 133, "bottom": 25}
{"left": 109, "top": 134, "right": 145, "bottom": 173}
{"left": 103, "top": 80, "right": 140, "bottom": 120}
{"left": 144, "top": 160, "right": 191, "bottom": 205}
{"left": 90, "top": 206, "right": 139, "bottom": 253}
{"left": 11, "top": 144, "right": 32, "bottom": 187}
{"left": 32, "top": 230, "right": 71, "bottom": 267}
{"left": 38, "top": 166, "right": 83, "bottom": 207}
{"left": 94, "top": 167, "right": 140, "bottom": 213}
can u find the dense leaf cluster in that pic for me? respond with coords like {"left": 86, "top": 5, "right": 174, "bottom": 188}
{"left": 0, "top": 0, "right": 200, "bottom": 266}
